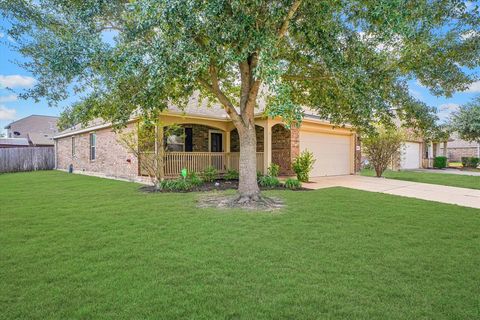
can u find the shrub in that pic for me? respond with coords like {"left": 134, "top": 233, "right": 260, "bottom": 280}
{"left": 362, "top": 128, "right": 404, "bottom": 177}
{"left": 292, "top": 150, "right": 316, "bottom": 182}
{"left": 267, "top": 163, "right": 280, "bottom": 177}
{"left": 433, "top": 156, "right": 447, "bottom": 169}
{"left": 462, "top": 157, "right": 480, "bottom": 168}
{"left": 258, "top": 175, "right": 280, "bottom": 188}
{"left": 224, "top": 169, "right": 239, "bottom": 180}
{"left": 187, "top": 172, "right": 203, "bottom": 187}
{"left": 201, "top": 166, "right": 218, "bottom": 182}
{"left": 284, "top": 178, "right": 302, "bottom": 190}
{"left": 471, "top": 157, "right": 480, "bottom": 168}
{"left": 257, "top": 171, "right": 263, "bottom": 179}
{"left": 159, "top": 178, "right": 193, "bottom": 192}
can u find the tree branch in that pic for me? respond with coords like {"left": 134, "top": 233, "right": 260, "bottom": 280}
{"left": 278, "top": 0, "right": 303, "bottom": 39}
{"left": 198, "top": 65, "right": 243, "bottom": 125}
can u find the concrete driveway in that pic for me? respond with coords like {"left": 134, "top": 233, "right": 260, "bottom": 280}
{"left": 304, "top": 175, "right": 480, "bottom": 209}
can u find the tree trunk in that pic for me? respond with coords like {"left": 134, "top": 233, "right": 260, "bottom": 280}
{"left": 237, "top": 124, "right": 261, "bottom": 202}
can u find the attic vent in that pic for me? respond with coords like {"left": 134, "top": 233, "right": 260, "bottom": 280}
{"left": 13, "top": 131, "right": 20, "bottom": 136}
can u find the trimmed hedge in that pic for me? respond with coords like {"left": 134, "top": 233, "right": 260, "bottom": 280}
{"left": 433, "top": 156, "right": 447, "bottom": 169}
{"left": 461, "top": 157, "right": 480, "bottom": 168}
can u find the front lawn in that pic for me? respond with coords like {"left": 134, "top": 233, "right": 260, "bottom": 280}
{"left": 1, "top": 171, "right": 479, "bottom": 319}
{"left": 362, "top": 169, "right": 480, "bottom": 190}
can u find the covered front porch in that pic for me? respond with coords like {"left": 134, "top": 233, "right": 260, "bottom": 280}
{"left": 138, "top": 114, "right": 297, "bottom": 178}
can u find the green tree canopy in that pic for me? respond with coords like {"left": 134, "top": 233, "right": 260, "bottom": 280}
{"left": 1, "top": 0, "right": 479, "bottom": 200}
{"left": 451, "top": 96, "right": 480, "bottom": 142}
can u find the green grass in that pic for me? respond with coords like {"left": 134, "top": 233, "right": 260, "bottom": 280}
{"left": 1, "top": 171, "right": 479, "bottom": 319}
{"left": 362, "top": 169, "right": 480, "bottom": 190}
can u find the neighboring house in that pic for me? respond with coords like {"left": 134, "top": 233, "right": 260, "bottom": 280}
{"left": 399, "top": 132, "right": 425, "bottom": 170}
{"left": 439, "top": 133, "right": 480, "bottom": 161}
{"left": 54, "top": 96, "right": 361, "bottom": 181}
{"left": 0, "top": 138, "right": 30, "bottom": 148}
{"left": 389, "top": 114, "right": 426, "bottom": 170}
{"left": 5, "top": 115, "right": 59, "bottom": 147}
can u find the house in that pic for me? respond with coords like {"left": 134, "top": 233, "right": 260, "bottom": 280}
{"left": 54, "top": 97, "right": 361, "bottom": 181}
{"left": 5, "top": 115, "right": 59, "bottom": 147}
{"left": 439, "top": 133, "right": 479, "bottom": 161}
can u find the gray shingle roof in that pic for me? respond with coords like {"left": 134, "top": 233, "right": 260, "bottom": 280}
{"left": 0, "top": 138, "right": 30, "bottom": 146}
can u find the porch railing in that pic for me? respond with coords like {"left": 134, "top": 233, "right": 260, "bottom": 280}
{"left": 139, "top": 152, "right": 264, "bottom": 177}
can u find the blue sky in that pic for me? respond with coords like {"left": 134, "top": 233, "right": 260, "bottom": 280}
{"left": 0, "top": 15, "right": 479, "bottom": 134}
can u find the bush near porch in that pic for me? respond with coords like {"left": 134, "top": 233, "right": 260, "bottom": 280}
{"left": 1, "top": 171, "right": 479, "bottom": 319}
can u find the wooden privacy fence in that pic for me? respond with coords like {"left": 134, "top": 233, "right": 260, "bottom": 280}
{"left": 0, "top": 147, "right": 55, "bottom": 173}
{"left": 139, "top": 152, "right": 264, "bottom": 177}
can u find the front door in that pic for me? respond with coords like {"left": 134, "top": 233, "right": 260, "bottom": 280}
{"left": 210, "top": 132, "right": 223, "bottom": 152}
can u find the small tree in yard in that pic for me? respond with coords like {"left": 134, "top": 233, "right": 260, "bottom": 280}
{"left": 451, "top": 96, "right": 480, "bottom": 157}
{"left": 119, "top": 120, "right": 182, "bottom": 190}
{"left": 363, "top": 128, "right": 404, "bottom": 177}
{"left": 2, "top": 0, "right": 478, "bottom": 206}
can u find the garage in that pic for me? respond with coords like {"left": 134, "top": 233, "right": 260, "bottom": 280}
{"left": 400, "top": 142, "right": 421, "bottom": 169}
{"left": 299, "top": 131, "right": 352, "bottom": 177}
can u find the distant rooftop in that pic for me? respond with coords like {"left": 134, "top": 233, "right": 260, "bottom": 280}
{"left": 0, "top": 138, "right": 30, "bottom": 146}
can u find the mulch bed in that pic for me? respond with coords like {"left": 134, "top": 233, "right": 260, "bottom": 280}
{"left": 139, "top": 179, "right": 311, "bottom": 193}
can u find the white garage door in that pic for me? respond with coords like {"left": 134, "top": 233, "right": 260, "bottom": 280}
{"left": 300, "top": 131, "right": 352, "bottom": 177}
{"left": 401, "top": 142, "right": 421, "bottom": 169}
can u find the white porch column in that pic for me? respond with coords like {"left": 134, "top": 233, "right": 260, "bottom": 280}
{"left": 263, "top": 122, "right": 272, "bottom": 174}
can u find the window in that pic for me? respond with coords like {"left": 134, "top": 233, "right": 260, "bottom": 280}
{"left": 71, "top": 136, "right": 75, "bottom": 157}
{"left": 89, "top": 133, "right": 96, "bottom": 160}
{"left": 165, "top": 128, "right": 185, "bottom": 152}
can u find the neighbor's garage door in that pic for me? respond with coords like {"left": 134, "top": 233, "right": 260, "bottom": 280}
{"left": 299, "top": 131, "right": 352, "bottom": 177}
{"left": 401, "top": 142, "right": 421, "bottom": 169}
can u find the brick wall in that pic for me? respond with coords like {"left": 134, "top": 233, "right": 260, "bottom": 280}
{"left": 56, "top": 122, "right": 139, "bottom": 179}
{"left": 230, "top": 126, "right": 264, "bottom": 152}
{"left": 355, "top": 135, "right": 361, "bottom": 172}
{"left": 181, "top": 124, "right": 210, "bottom": 152}
{"left": 272, "top": 124, "right": 296, "bottom": 175}
{"left": 441, "top": 147, "right": 479, "bottom": 161}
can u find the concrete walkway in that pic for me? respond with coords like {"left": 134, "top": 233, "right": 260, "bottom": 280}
{"left": 304, "top": 175, "right": 480, "bottom": 209}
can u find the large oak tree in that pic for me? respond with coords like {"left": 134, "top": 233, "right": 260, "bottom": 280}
{"left": 1, "top": 0, "right": 479, "bottom": 202}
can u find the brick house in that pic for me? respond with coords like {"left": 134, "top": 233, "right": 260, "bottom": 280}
{"left": 5, "top": 115, "right": 59, "bottom": 147}
{"left": 439, "top": 133, "right": 480, "bottom": 161}
{"left": 54, "top": 97, "right": 361, "bottom": 181}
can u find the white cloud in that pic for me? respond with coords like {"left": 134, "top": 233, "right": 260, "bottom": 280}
{"left": 0, "top": 94, "right": 18, "bottom": 103}
{"left": 439, "top": 103, "right": 460, "bottom": 112}
{"left": 0, "top": 105, "right": 17, "bottom": 120}
{"left": 0, "top": 32, "right": 4, "bottom": 38}
{"left": 409, "top": 88, "right": 423, "bottom": 100}
{"left": 0, "top": 75, "right": 36, "bottom": 88}
{"left": 437, "top": 103, "right": 460, "bottom": 122}
{"left": 465, "top": 81, "right": 480, "bottom": 93}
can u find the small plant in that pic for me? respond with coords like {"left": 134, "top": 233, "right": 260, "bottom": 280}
{"left": 159, "top": 178, "right": 193, "bottom": 192}
{"left": 433, "top": 156, "right": 447, "bottom": 169}
{"left": 201, "top": 166, "right": 218, "bottom": 182}
{"left": 284, "top": 178, "right": 302, "bottom": 190}
{"left": 461, "top": 157, "right": 480, "bottom": 168}
{"left": 257, "top": 171, "right": 263, "bottom": 180}
{"left": 187, "top": 171, "right": 203, "bottom": 187}
{"left": 258, "top": 175, "right": 280, "bottom": 188}
{"left": 224, "top": 169, "right": 239, "bottom": 180}
{"left": 267, "top": 163, "right": 280, "bottom": 177}
{"left": 292, "top": 150, "right": 316, "bottom": 182}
